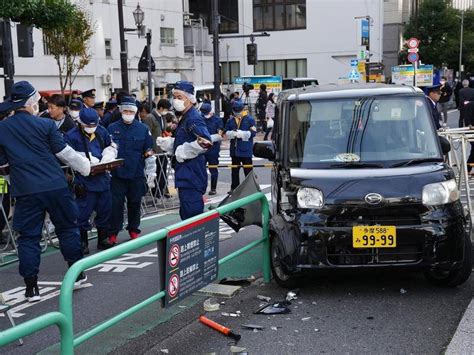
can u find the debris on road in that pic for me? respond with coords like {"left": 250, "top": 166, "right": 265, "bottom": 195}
{"left": 220, "top": 277, "right": 251, "bottom": 286}
{"left": 230, "top": 345, "right": 247, "bottom": 353}
{"left": 204, "top": 298, "right": 221, "bottom": 312}
{"left": 199, "top": 315, "right": 241, "bottom": 341}
{"left": 257, "top": 295, "right": 271, "bottom": 302}
{"left": 241, "top": 324, "right": 264, "bottom": 330}
{"left": 160, "top": 350, "right": 169, "bottom": 354}
{"left": 286, "top": 289, "right": 299, "bottom": 302}
{"left": 301, "top": 317, "right": 311, "bottom": 321}
{"left": 221, "top": 312, "right": 241, "bottom": 317}
{"left": 271, "top": 326, "right": 280, "bottom": 331}
{"left": 254, "top": 302, "right": 291, "bottom": 315}
{"left": 314, "top": 328, "right": 320, "bottom": 332}
{"left": 400, "top": 288, "right": 407, "bottom": 294}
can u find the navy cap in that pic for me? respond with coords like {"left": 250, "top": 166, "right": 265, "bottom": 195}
{"left": 120, "top": 96, "right": 138, "bottom": 112}
{"left": 232, "top": 99, "right": 244, "bottom": 112}
{"left": 0, "top": 81, "right": 37, "bottom": 112}
{"left": 426, "top": 84, "right": 441, "bottom": 93}
{"left": 200, "top": 103, "right": 212, "bottom": 115}
{"left": 93, "top": 101, "right": 104, "bottom": 109}
{"left": 174, "top": 81, "right": 195, "bottom": 95}
{"left": 79, "top": 108, "right": 99, "bottom": 125}
{"left": 82, "top": 89, "right": 96, "bottom": 99}
{"left": 69, "top": 99, "right": 83, "bottom": 111}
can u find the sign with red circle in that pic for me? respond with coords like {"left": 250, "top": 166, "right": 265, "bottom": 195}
{"left": 408, "top": 52, "right": 419, "bottom": 63}
{"left": 168, "top": 274, "right": 179, "bottom": 298}
{"left": 168, "top": 244, "right": 180, "bottom": 268}
{"left": 407, "top": 37, "right": 420, "bottom": 49}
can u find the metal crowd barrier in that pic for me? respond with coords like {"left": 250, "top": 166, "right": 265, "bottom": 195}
{"left": 0, "top": 192, "right": 271, "bottom": 353}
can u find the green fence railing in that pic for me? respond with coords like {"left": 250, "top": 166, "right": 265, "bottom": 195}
{"left": 0, "top": 192, "right": 270, "bottom": 354}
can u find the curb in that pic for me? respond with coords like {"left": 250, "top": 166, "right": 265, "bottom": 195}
{"left": 446, "top": 298, "right": 474, "bottom": 354}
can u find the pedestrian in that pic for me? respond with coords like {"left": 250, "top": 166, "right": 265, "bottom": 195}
{"left": 93, "top": 101, "right": 105, "bottom": 119}
{"left": 200, "top": 103, "right": 223, "bottom": 195}
{"left": 264, "top": 93, "right": 276, "bottom": 140}
{"left": 82, "top": 89, "right": 96, "bottom": 108}
{"left": 101, "top": 99, "right": 118, "bottom": 127}
{"left": 0, "top": 81, "right": 91, "bottom": 302}
{"left": 256, "top": 84, "right": 268, "bottom": 132}
{"left": 64, "top": 108, "right": 117, "bottom": 254}
{"left": 225, "top": 98, "right": 257, "bottom": 192}
{"left": 425, "top": 84, "right": 442, "bottom": 130}
{"left": 458, "top": 79, "right": 474, "bottom": 127}
{"left": 156, "top": 81, "right": 212, "bottom": 220}
{"left": 47, "top": 94, "right": 75, "bottom": 134}
{"left": 438, "top": 76, "right": 452, "bottom": 127}
{"left": 69, "top": 99, "right": 83, "bottom": 122}
{"left": 107, "top": 96, "right": 155, "bottom": 244}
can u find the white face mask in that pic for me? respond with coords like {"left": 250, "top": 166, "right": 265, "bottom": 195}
{"left": 205, "top": 114, "right": 212, "bottom": 119}
{"left": 162, "top": 109, "right": 168, "bottom": 115}
{"left": 31, "top": 103, "right": 39, "bottom": 116}
{"left": 122, "top": 114, "right": 135, "bottom": 123}
{"left": 84, "top": 126, "right": 97, "bottom": 134}
{"left": 173, "top": 99, "right": 186, "bottom": 112}
{"left": 440, "top": 80, "right": 446, "bottom": 85}
{"left": 70, "top": 111, "right": 80, "bottom": 120}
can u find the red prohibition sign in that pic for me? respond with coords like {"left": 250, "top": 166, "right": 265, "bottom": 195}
{"left": 169, "top": 244, "right": 180, "bottom": 268}
{"left": 168, "top": 274, "right": 179, "bottom": 298}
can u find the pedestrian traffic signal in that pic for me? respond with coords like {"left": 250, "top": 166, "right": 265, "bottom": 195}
{"left": 247, "top": 43, "right": 257, "bottom": 65}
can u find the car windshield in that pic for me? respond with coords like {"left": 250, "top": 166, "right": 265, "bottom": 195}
{"left": 287, "top": 96, "right": 442, "bottom": 168}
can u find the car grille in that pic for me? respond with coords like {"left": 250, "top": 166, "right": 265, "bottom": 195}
{"left": 326, "top": 206, "right": 422, "bottom": 227}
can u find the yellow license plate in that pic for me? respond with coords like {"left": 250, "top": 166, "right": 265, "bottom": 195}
{"left": 352, "top": 226, "right": 397, "bottom": 248}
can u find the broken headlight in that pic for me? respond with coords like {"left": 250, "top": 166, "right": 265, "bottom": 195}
{"left": 422, "top": 179, "right": 459, "bottom": 206}
{"left": 296, "top": 187, "right": 324, "bottom": 209}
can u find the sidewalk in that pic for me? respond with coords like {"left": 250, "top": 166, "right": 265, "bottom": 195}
{"left": 446, "top": 298, "right": 474, "bottom": 354}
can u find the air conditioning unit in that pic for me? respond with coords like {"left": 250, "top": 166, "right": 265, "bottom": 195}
{"left": 101, "top": 73, "right": 113, "bottom": 85}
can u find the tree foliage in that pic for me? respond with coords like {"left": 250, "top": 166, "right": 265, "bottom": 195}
{"left": 403, "top": 0, "right": 474, "bottom": 73}
{"left": 0, "top": 0, "right": 75, "bottom": 30}
{"left": 43, "top": 5, "right": 94, "bottom": 95}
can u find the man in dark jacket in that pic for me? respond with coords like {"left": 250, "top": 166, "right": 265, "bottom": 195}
{"left": 458, "top": 79, "right": 474, "bottom": 127}
{"left": 47, "top": 94, "right": 76, "bottom": 134}
{"left": 425, "top": 84, "right": 442, "bottom": 130}
{"left": 438, "top": 76, "right": 452, "bottom": 127}
{"left": 256, "top": 84, "right": 268, "bottom": 132}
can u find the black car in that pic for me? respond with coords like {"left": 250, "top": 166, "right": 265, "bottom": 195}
{"left": 254, "top": 84, "right": 472, "bottom": 288}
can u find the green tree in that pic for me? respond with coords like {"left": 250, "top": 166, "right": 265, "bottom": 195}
{"left": 43, "top": 6, "right": 94, "bottom": 95}
{"left": 403, "top": 0, "right": 474, "bottom": 73}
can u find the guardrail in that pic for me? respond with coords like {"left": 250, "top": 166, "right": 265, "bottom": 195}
{"left": 0, "top": 192, "right": 270, "bottom": 353}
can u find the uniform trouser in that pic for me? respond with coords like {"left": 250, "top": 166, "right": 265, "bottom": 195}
{"left": 178, "top": 188, "right": 204, "bottom": 220}
{"left": 109, "top": 177, "right": 146, "bottom": 235}
{"left": 231, "top": 156, "right": 253, "bottom": 190}
{"left": 13, "top": 187, "right": 82, "bottom": 278}
{"left": 76, "top": 190, "right": 112, "bottom": 231}
{"left": 206, "top": 155, "right": 219, "bottom": 190}
{"left": 0, "top": 190, "right": 10, "bottom": 233}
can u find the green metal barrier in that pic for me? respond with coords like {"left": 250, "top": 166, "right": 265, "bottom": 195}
{"left": 0, "top": 192, "right": 270, "bottom": 354}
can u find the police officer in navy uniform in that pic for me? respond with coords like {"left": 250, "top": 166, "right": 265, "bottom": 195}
{"left": 0, "top": 81, "right": 91, "bottom": 302}
{"left": 82, "top": 89, "right": 96, "bottom": 108}
{"left": 156, "top": 81, "right": 212, "bottom": 220}
{"left": 425, "top": 84, "right": 442, "bottom": 130}
{"left": 108, "top": 97, "right": 155, "bottom": 244}
{"left": 69, "top": 99, "right": 83, "bottom": 122}
{"left": 200, "top": 103, "right": 223, "bottom": 195}
{"left": 225, "top": 98, "right": 257, "bottom": 191}
{"left": 64, "top": 108, "right": 117, "bottom": 254}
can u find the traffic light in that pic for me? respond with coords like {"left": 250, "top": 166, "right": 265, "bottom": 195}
{"left": 247, "top": 43, "right": 257, "bottom": 65}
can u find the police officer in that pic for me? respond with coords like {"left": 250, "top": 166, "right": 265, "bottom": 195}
{"left": 425, "top": 84, "right": 442, "bottom": 130}
{"left": 157, "top": 81, "right": 212, "bottom": 220}
{"left": 0, "top": 81, "right": 91, "bottom": 302}
{"left": 200, "top": 103, "right": 223, "bottom": 195}
{"left": 101, "top": 99, "right": 118, "bottom": 127}
{"left": 64, "top": 108, "right": 117, "bottom": 254}
{"left": 82, "top": 89, "right": 96, "bottom": 108}
{"left": 93, "top": 101, "right": 105, "bottom": 120}
{"left": 108, "top": 97, "right": 155, "bottom": 244}
{"left": 69, "top": 99, "right": 83, "bottom": 122}
{"left": 225, "top": 99, "right": 257, "bottom": 191}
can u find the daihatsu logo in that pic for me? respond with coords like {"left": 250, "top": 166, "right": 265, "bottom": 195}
{"left": 365, "top": 193, "right": 383, "bottom": 205}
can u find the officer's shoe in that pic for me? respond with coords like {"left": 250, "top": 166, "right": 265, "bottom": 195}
{"left": 108, "top": 235, "right": 118, "bottom": 245}
{"left": 74, "top": 272, "right": 88, "bottom": 290}
{"left": 97, "top": 238, "right": 114, "bottom": 250}
{"left": 24, "top": 277, "right": 41, "bottom": 303}
{"left": 209, "top": 189, "right": 217, "bottom": 195}
{"left": 129, "top": 231, "right": 140, "bottom": 240}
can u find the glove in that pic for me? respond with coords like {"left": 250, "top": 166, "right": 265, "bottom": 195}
{"left": 240, "top": 131, "right": 251, "bottom": 141}
{"left": 90, "top": 156, "right": 100, "bottom": 164}
{"left": 175, "top": 140, "right": 206, "bottom": 163}
{"left": 101, "top": 145, "right": 118, "bottom": 163}
{"left": 211, "top": 133, "right": 222, "bottom": 143}
{"left": 146, "top": 174, "right": 156, "bottom": 188}
{"left": 55, "top": 145, "right": 91, "bottom": 176}
{"left": 175, "top": 145, "right": 186, "bottom": 163}
{"left": 226, "top": 130, "right": 236, "bottom": 139}
{"left": 145, "top": 155, "right": 157, "bottom": 175}
{"left": 156, "top": 137, "right": 175, "bottom": 154}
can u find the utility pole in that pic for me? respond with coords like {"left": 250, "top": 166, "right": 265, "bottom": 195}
{"left": 117, "top": 0, "right": 129, "bottom": 92}
{"left": 459, "top": 10, "right": 464, "bottom": 80}
{"left": 366, "top": 17, "right": 370, "bottom": 83}
{"left": 1, "top": 20, "right": 15, "bottom": 96}
{"left": 211, "top": 0, "right": 221, "bottom": 114}
{"left": 146, "top": 29, "right": 153, "bottom": 106}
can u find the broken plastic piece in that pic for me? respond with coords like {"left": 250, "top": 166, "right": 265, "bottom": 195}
{"left": 271, "top": 326, "right": 278, "bottom": 331}
{"left": 286, "top": 289, "right": 299, "bottom": 302}
{"left": 257, "top": 295, "right": 271, "bottom": 302}
{"left": 241, "top": 324, "right": 264, "bottom": 330}
{"left": 400, "top": 288, "right": 407, "bottom": 294}
{"left": 301, "top": 317, "right": 311, "bottom": 321}
{"left": 199, "top": 315, "right": 241, "bottom": 341}
{"left": 230, "top": 346, "right": 247, "bottom": 354}
{"left": 254, "top": 302, "right": 291, "bottom": 315}
{"left": 204, "top": 298, "right": 220, "bottom": 312}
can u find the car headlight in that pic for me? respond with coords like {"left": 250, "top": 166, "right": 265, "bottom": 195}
{"left": 422, "top": 179, "right": 460, "bottom": 206}
{"left": 297, "top": 187, "right": 324, "bottom": 209}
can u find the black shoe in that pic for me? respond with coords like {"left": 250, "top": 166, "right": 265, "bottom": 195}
{"left": 80, "top": 230, "right": 89, "bottom": 255}
{"left": 209, "top": 190, "right": 217, "bottom": 195}
{"left": 74, "top": 272, "right": 87, "bottom": 289}
{"left": 97, "top": 228, "right": 114, "bottom": 250}
{"left": 24, "top": 277, "right": 41, "bottom": 302}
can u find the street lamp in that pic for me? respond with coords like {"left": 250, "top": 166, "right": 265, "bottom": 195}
{"left": 133, "top": 4, "right": 145, "bottom": 29}
{"left": 457, "top": 11, "right": 464, "bottom": 80}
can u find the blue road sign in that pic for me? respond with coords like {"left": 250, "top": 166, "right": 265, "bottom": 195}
{"left": 361, "top": 19, "right": 369, "bottom": 46}
{"left": 407, "top": 52, "right": 419, "bottom": 63}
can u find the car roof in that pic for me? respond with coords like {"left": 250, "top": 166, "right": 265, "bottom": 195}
{"left": 282, "top": 83, "right": 424, "bottom": 101}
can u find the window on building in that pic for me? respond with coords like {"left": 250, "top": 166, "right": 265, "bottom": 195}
{"left": 160, "top": 27, "right": 175, "bottom": 46}
{"left": 105, "top": 39, "right": 112, "bottom": 58}
{"left": 189, "top": 0, "right": 239, "bottom": 34}
{"left": 220, "top": 61, "right": 241, "bottom": 84}
{"left": 253, "top": 0, "right": 306, "bottom": 31}
{"left": 254, "top": 58, "right": 307, "bottom": 77}
{"left": 43, "top": 33, "right": 52, "bottom": 56}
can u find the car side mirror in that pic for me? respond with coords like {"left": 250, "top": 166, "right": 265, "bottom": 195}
{"left": 439, "top": 136, "right": 451, "bottom": 155}
{"left": 253, "top": 142, "right": 275, "bottom": 161}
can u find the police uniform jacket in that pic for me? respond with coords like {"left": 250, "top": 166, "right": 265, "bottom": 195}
{"left": 173, "top": 107, "right": 212, "bottom": 192}
{"left": 108, "top": 120, "right": 153, "bottom": 180}
{"left": 426, "top": 97, "right": 441, "bottom": 129}
{"left": 64, "top": 125, "right": 112, "bottom": 192}
{"left": 204, "top": 114, "right": 224, "bottom": 158}
{"left": 0, "top": 112, "right": 68, "bottom": 197}
{"left": 225, "top": 114, "right": 256, "bottom": 158}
